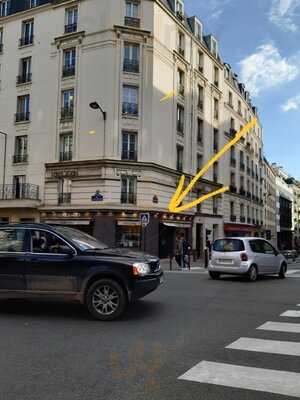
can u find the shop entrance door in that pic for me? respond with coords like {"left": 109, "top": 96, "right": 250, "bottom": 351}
{"left": 196, "top": 224, "right": 203, "bottom": 259}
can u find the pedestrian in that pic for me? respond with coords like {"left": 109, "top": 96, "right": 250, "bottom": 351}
{"left": 182, "top": 235, "right": 191, "bottom": 270}
{"left": 175, "top": 234, "right": 182, "bottom": 268}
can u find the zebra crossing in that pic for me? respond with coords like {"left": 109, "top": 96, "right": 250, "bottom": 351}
{"left": 179, "top": 303, "right": 300, "bottom": 398}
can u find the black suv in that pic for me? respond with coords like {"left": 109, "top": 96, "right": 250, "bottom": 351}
{"left": 0, "top": 223, "right": 163, "bottom": 320}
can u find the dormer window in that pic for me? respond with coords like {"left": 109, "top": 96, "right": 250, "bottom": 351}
{"left": 195, "top": 21, "right": 202, "bottom": 40}
{"left": 0, "top": 0, "right": 10, "bottom": 17}
{"left": 176, "top": 0, "right": 184, "bottom": 19}
{"left": 211, "top": 37, "right": 218, "bottom": 58}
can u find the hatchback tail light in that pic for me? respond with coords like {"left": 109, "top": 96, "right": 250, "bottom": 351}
{"left": 240, "top": 252, "right": 248, "bottom": 262}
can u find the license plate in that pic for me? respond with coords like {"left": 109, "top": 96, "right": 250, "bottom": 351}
{"left": 159, "top": 276, "right": 164, "bottom": 284}
{"left": 218, "top": 259, "right": 233, "bottom": 264}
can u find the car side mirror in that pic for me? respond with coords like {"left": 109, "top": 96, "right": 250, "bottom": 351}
{"left": 63, "top": 247, "right": 76, "bottom": 257}
{"left": 274, "top": 250, "right": 279, "bottom": 256}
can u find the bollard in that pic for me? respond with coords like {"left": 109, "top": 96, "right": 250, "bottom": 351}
{"left": 204, "top": 248, "right": 209, "bottom": 269}
{"left": 188, "top": 248, "right": 191, "bottom": 270}
{"left": 169, "top": 255, "right": 173, "bottom": 271}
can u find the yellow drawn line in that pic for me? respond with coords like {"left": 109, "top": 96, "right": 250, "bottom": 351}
{"left": 168, "top": 118, "right": 258, "bottom": 213}
{"left": 160, "top": 90, "right": 176, "bottom": 102}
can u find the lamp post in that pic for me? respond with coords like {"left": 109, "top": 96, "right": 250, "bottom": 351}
{"left": 89, "top": 101, "right": 107, "bottom": 156}
{"left": 0, "top": 131, "right": 7, "bottom": 200}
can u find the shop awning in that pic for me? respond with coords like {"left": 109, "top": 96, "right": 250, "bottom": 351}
{"left": 43, "top": 220, "right": 90, "bottom": 225}
{"left": 163, "top": 222, "right": 191, "bottom": 228}
{"left": 117, "top": 221, "right": 141, "bottom": 226}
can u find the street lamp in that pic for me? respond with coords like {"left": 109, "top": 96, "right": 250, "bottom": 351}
{"left": 89, "top": 101, "right": 107, "bottom": 156}
{"left": 0, "top": 131, "right": 7, "bottom": 200}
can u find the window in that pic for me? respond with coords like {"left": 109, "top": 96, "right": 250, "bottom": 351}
{"left": 122, "top": 131, "right": 137, "bottom": 161}
{"left": 197, "top": 85, "right": 204, "bottom": 111}
{"left": 124, "top": 43, "right": 140, "bottom": 73}
{"left": 20, "top": 19, "right": 34, "bottom": 46}
{"left": 230, "top": 118, "right": 235, "bottom": 134}
{"left": 213, "top": 66, "right": 219, "bottom": 87}
{"left": 17, "top": 57, "right": 32, "bottom": 84}
{"left": 65, "top": 7, "right": 78, "bottom": 33}
{"left": 63, "top": 48, "right": 76, "bottom": 77}
{"left": 0, "top": 229, "right": 26, "bottom": 253}
{"left": 59, "top": 133, "right": 73, "bottom": 161}
{"left": 176, "top": 145, "right": 183, "bottom": 172}
{"left": 0, "top": 0, "right": 10, "bottom": 17}
{"left": 30, "top": 230, "right": 71, "bottom": 254}
{"left": 13, "top": 175, "right": 26, "bottom": 199}
{"left": 16, "top": 95, "right": 30, "bottom": 122}
{"left": 211, "top": 37, "right": 218, "bottom": 57}
{"left": 125, "top": 1, "right": 140, "bottom": 27}
{"left": 121, "top": 175, "right": 137, "bottom": 204}
{"left": 197, "top": 118, "right": 203, "bottom": 144}
{"left": 240, "top": 151, "right": 244, "bottom": 169}
{"left": 240, "top": 175, "right": 245, "bottom": 191}
{"left": 230, "top": 201, "right": 235, "bottom": 216}
{"left": 196, "top": 153, "right": 202, "bottom": 171}
{"left": 198, "top": 50, "right": 204, "bottom": 73}
{"left": 213, "top": 197, "right": 218, "bottom": 214}
{"left": 177, "top": 104, "right": 184, "bottom": 133}
{"left": 61, "top": 89, "right": 74, "bottom": 121}
{"left": 230, "top": 147, "right": 235, "bottom": 162}
{"left": 213, "top": 129, "right": 218, "bottom": 152}
{"left": 214, "top": 98, "right": 219, "bottom": 119}
{"left": 213, "top": 162, "right": 218, "bottom": 182}
{"left": 0, "top": 27, "right": 3, "bottom": 53}
{"left": 28, "top": 0, "right": 38, "bottom": 8}
{"left": 178, "top": 31, "right": 185, "bottom": 56}
{"left": 238, "top": 100, "right": 242, "bottom": 115}
{"left": 14, "top": 135, "right": 28, "bottom": 163}
{"left": 58, "top": 178, "right": 71, "bottom": 205}
{"left": 177, "top": 69, "right": 185, "bottom": 96}
{"left": 213, "top": 239, "right": 245, "bottom": 252}
{"left": 230, "top": 172, "right": 236, "bottom": 187}
{"left": 195, "top": 21, "right": 202, "bottom": 40}
{"left": 249, "top": 240, "right": 264, "bottom": 253}
{"left": 176, "top": 0, "right": 184, "bottom": 16}
{"left": 228, "top": 91, "right": 233, "bottom": 107}
{"left": 123, "top": 85, "right": 138, "bottom": 116}
{"left": 240, "top": 203, "right": 245, "bottom": 217}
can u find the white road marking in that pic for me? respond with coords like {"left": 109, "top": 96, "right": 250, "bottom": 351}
{"left": 226, "top": 337, "right": 300, "bottom": 356}
{"left": 178, "top": 361, "right": 300, "bottom": 398}
{"left": 257, "top": 321, "right": 300, "bottom": 333}
{"left": 286, "top": 269, "right": 300, "bottom": 275}
{"left": 281, "top": 310, "right": 300, "bottom": 318}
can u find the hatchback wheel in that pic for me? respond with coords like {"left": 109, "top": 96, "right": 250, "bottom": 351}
{"left": 209, "top": 271, "right": 220, "bottom": 280}
{"left": 86, "top": 279, "right": 127, "bottom": 321}
{"left": 248, "top": 265, "right": 258, "bottom": 282}
{"left": 279, "top": 263, "right": 287, "bottom": 279}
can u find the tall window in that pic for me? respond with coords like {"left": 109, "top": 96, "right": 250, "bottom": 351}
{"left": 14, "top": 135, "right": 28, "bottom": 163}
{"left": 213, "top": 128, "right": 218, "bottom": 152}
{"left": 0, "top": 28, "right": 3, "bottom": 53}
{"left": 198, "top": 51, "right": 204, "bottom": 73}
{"left": 213, "top": 98, "right": 219, "bottom": 119}
{"left": 213, "top": 162, "right": 218, "bottom": 182}
{"left": 65, "top": 7, "right": 78, "bottom": 33}
{"left": 176, "top": 145, "right": 183, "bottom": 172}
{"left": 125, "top": 1, "right": 140, "bottom": 27}
{"left": 196, "top": 153, "right": 202, "bottom": 171}
{"left": 61, "top": 89, "right": 74, "bottom": 120}
{"left": 178, "top": 31, "right": 185, "bottom": 56}
{"left": 16, "top": 95, "right": 30, "bottom": 122}
{"left": 177, "top": 69, "right": 185, "bottom": 96}
{"left": 197, "top": 85, "right": 204, "bottom": 111}
{"left": 59, "top": 132, "right": 73, "bottom": 161}
{"left": 230, "top": 172, "right": 236, "bottom": 187}
{"left": 123, "top": 85, "right": 138, "bottom": 116}
{"left": 20, "top": 19, "right": 34, "bottom": 46}
{"left": 230, "top": 118, "right": 235, "bottom": 134}
{"left": 63, "top": 48, "right": 76, "bottom": 77}
{"left": 197, "top": 118, "right": 203, "bottom": 145}
{"left": 177, "top": 104, "right": 184, "bottom": 134}
{"left": 58, "top": 178, "right": 72, "bottom": 205}
{"left": 238, "top": 100, "right": 242, "bottom": 115}
{"left": 121, "top": 176, "right": 137, "bottom": 204}
{"left": 13, "top": 175, "right": 26, "bottom": 199}
{"left": 0, "top": 1, "right": 10, "bottom": 17}
{"left": 240, "top": 175, "right": 244, "bottom": 190}
{"left": 230, "top": 201, "right": 235, "bottom": 216}
{"left": 228, "top": 91, "right": 233, "bottom": 107}
{"left": 240, "top": 203, "right": 245, "bottom": 218}
{"left": 124, "top": 43, "right": 140, "bottom": 73}
{"left": 240, "top": 150, "right": 244, "bottom": 169}
{"left": 122, "top": 131, "right": 137, "bottom": 161}
{"left": 213, "top": 66, "right": 219, "bottom": 87}
{"left": 17, "top": 57, "right": 32, "bottom": 84}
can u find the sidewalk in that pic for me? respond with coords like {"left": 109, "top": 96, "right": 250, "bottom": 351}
{"left": 160, "top": 257, "right": 207, "bottom": 272}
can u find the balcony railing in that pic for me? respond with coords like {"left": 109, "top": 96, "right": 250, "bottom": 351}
{"left": 0, "top": 184, "right": 39, "bottom": 201}
{"left": 124, "top": 16, "right": 140, "bottom": 28}
{"left": 178, "top": 48, "right": 185, "bottom": 57}
{"left": 120, "top": 192, "right": 137, "bottom": 204}
{"left": 15, "top": 112, "right": 30, "bottom": 123}
{"left": 13, "top": 154, "right": 28, "bottom": 164}
{"left": 60, "top": 107, "right": 74, "bottom": 122}
{"left": 122, "top": 102, "right": 138, "bottom": 116}
{"left": 121, "top": 150, "right": 137, "bottom": 161}
{"left": 123, "top": 58, "right": 139, "bottom": 73}
{"left": 59, "top": 151, "right": 72, "bottom": 162}
{"left": 230, "top": 128, "right": 237, "bottom": 136}
{"left": 19, "top": 35, "right": 34, "bottom": 47}
{"left": 230, "top": 215, "right": 237, "bottom": 222}
{"left": 17, "top": 73, "right": 32, "bottom": 85}
{"left": 62, "top": 65, "right": 75, "bottom": 77}
{"left": 64, "top": 23, "right": 77, "bottom": 34}
{"left": 58, "top": 193, "right": 71, "bottom": 205}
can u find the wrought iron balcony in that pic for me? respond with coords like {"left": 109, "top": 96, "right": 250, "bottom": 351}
{"left": 59, "top": 151, "right": 72, "bottom": 162}
{"left": 58, "top": 193, "right": 71, "bottom": 205}
{"left": 15, "top": 112, "right": 30, "bottom": 123}
{"left": 64, "top": 23, "right": 77, "bottom": 34}
{"left": 13, "top": 154, "right": 28, "bottom": 164}
{"left": 121, "top": 150, "right": 137, "bottom": 161}
{"left": 123, "top": 58, "right": 139, "bottom": 73}
{"left": 17, "top": 73, "right": 32, "bottom": 85}
{"left": 19, "top": 35, "right": 34, "bottom": 47}
{"left": 62, "top": 65, "right": 75, "bottom": 77}
{"left": 124, "top": 16, "right": 140, "bottom": 28}
{"left": 120, "top": 192, "right": 137, "bottom": 204}
{"left": 0, "top": 184, "right": 39, "bottom": 201}
{"left": 122, "top": 102, "right": 138, "bottom": 116}
{"left": 178, "top": 47, "right": 185, "bottom": 57}
{"left": 60, "top": 107, "right": 74, "bottom": 122}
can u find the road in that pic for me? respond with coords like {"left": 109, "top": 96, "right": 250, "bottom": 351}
{"left": 0, "top": 263, "right": 300, "bottom": 400}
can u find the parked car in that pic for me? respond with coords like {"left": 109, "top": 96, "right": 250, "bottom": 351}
{"left": 281, "top": 249, "right": 298, "bottom": 261}
{"left": 0, "top": 223, "right": 164, "bottom": 320}
{"left": 209, "top": 237, "right": 287, "bottom": 282}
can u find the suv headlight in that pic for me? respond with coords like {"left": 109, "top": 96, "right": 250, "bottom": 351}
{"left": 132, "top": 262, "right": 151, "bottom": 277}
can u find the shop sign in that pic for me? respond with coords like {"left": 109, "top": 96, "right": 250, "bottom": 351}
{"left": 91, "top": 190, "right": 103, "bottom": 202}
{"left": 140, "top": 213, "right": 150, "bottom": 227}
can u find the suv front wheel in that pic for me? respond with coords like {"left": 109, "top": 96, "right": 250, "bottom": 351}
{"left": 86, "top": 279, "right": 127, "bottom": 321}
{"left": 279, "top": 263, "right": 287, "bottom": 279}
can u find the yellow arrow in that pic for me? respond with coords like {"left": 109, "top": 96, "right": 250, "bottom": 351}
{"left": 169, "top": 118, "right": 258, "bottom": 213}
{"left": 160, "top": 90, "right": 176, "bottom": 103}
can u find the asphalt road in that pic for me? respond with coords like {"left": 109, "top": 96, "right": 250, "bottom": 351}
{"left": 0, "top": 264, "right": 300, "bottom": 400}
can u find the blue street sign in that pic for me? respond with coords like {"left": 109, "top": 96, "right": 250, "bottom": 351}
{"left": 91, "top": 191, "right": 103, "bottom": 202}
{"left": 140, "top": 212, "right": 150, "bottom": 227}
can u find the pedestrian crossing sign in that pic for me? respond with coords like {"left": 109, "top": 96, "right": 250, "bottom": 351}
{"left": 140, "top": 213, "right": 150, "bottom": 227}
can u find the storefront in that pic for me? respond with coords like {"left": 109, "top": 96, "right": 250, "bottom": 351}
{"left": 224, "top": 223, "right": 262, "bottom": 237}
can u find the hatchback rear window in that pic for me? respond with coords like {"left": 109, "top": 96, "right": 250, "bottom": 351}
{"left": 213, "top": 239, "right": 245, "bottom": 252}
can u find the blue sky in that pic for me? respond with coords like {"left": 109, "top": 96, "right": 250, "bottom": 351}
{"left": 185, "top": 0, "right": 300, "bottom": 179}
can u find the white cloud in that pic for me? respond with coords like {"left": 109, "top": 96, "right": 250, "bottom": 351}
{"left": 239, "top": 43, "right": 299, "bottom": 97}
{"left": 269, "top": 0, "right": 300, "bottom": 32}
{"left": 281, "top": 94, "right": 300, "bottom": 111}
{"left": 202, "top": 0, "right": 232, "bottom": 20}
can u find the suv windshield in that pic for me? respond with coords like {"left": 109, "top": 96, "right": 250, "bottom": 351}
{"left": 213, "top": 239, "right": 245, "bottom": 252}
{"left": 53, "top": 226, "right": 109, "bottom": 251}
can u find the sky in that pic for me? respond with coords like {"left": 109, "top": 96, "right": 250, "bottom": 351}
{"left": 185, "top": 0, "right": 300, "bottom": 179}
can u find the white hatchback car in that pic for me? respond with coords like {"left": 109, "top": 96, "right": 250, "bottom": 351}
{"left": 209, "top": 237, "right": 287, "bottom": 281}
